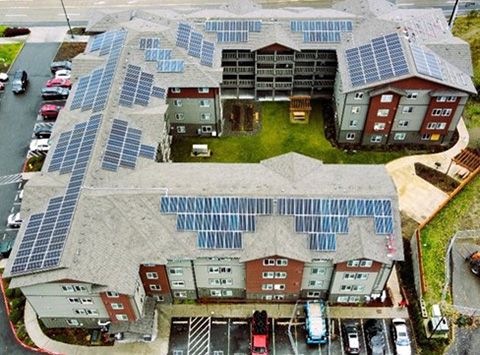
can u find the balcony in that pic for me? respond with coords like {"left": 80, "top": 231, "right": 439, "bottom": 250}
{"left": 295, "top": 67, "right": 316, "bottom": 75}
{"left": 257, "top": 69, "right": 275, "bottom": 76}
{"left": 275, "top": 55, "right": 294, "bottom": 62}
{"left": 223, "top": 67, "right": 255, "bottom": 74}
{"left": 293, "top": 80, "right": 313, "bottom": 87}
{"left": 314, "top": 80, "right": 334, "bottom": 87}
{"left": 296, "top": 53, "right": 316, "bottom": 60}
{"left": 257, "top": 54, "right": 274, "bottom": 62}
{"left": 257, "top": 68, "right": 294, "bottom": 76}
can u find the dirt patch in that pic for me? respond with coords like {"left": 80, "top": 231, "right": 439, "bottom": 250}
{"left": 400, "top": 211, "right": 419, "bottom": 240}
{"left": 223, "top": 100, "right": 261, "bottom": 135}
{"left": 53, "top": 42, "right": 87, "bottom": 62}
{"left": 414, "top": 162, "right": 460, "bottom": 194}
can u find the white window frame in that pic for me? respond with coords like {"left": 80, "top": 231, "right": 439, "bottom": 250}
{"left": 263, "top": 259, "right": 275, "bottom": 266}
{"left": 360, "top": 260, "right": 373, "bottom": 267}
{"left": 346, "top": 133, "right": 355, "bottom": 141}
{"left": 394, "top": 133, "right": 406, "bottom": 141}
{"left": 220, "top": 267, "right": 232, "bottom": 274}
{"left": 275, "top": 272, "right": 287, "bottom": 279}
{"left": 337, "top": 296, "right": 349, "bottom": 303}
{"left": 436, "top": 96, "right": 446, "bottom": 102}
{"left": 174, "top": 113, "right": 184, "bottom": 121}
{"left": 427, "top": 122, "right": 437, "bottom": 130}
{"left": 421, "top": 134, "right": 431, "bottom": 141}
{"left": 347, "top": 260, "right": 360, "bottom": 267}
{"left": 343, "top": 273, "right": 356, "bottom": 280}
{"left": 208, "top": 266, "right": 220, "bottom": 274}
{"left": 446, "top": 96, "right": 456, "bottom": 102}
{"left": 80, "top": 298, "right": 93, "bottom": 305}
{"left": 273, "top": 295, "right": 284, "bottom": 300}
{"left": 312, "top": 268, "right": 326, "bottom": 275}
{"left": 380, "top": 94, "right": 393, "bottom": 103}
{"left": 67, "top": 319, "right": 79, "bottom": 326}
{"left": 74, "top": 309, "right": 86, "bottom": 315}
{"left": 74, "top": 285, "right": 87, "bottom": 292}
{"left": 209, "top": 279, "right": 221, "bottom": 286}
{"left": 171, "top": 280, "right": 185, "bottom": 288}
{"left": 149, "top": 284, "right": 162, "bottom": 291}
{"left": 198, "top": 87, "right": 209, "bottom": 93}
{"left": 116, "top": 314, "right": 128, "bottom": 321}
{"left": 169, "top": 268, "right": 183, "bottom": 275}
{"left": 307, "top": 291, "right": 321, "bottom": 298}
{"left": 111, "top": 303, "right": 124, "bottom": 310}
{"left": 68, "top": 297, "right": 81, "bottom": 304}
{"left": 352, "top": 285, "right": 365, "bottom": 292}
{"left": 341, "top": 285, "right": 352, "bottom": 291}
{"left": 349, "top": 296, "right": 361, "bottom": 303}
{"left": 406, "top": 92, "right": 418, "bottom": 100}
{"left": 176, "top": 126, "right": 186, "bottom": 134}
{"left": 174, "top": 291, "right": 187, "bottom": 298}
{"left": 402, "top": 106, "right": 413, "bottom": 114}
{"left": 154, "top": 295, "right": 164, "bottom": 302}
{"left": 370, "top": 135, "right": 382, "bottom": 143}
{"left": 262, "top": 272, "right": 274, "bottom": 279}
{"left": 309, "top": 280, "right": 324, "bottom": 287}
{"left": 210, "top": 290, "right": 221, "bottom": 297}
{"left": 171, "top": 88, "right": 181, "bottom": 93}
{"left": 351, "top": 106, "right": 360, "bottom": 114}
{"left": 262, "top": 284, "right": 273, "bottom": 290}
{"left": 354, "top": 92, "right": 364, "bottom": 100}
{"left": 276, "top": 259, "right": 288, "bottom": 266}
{"left": 173, "top": 99, "right": 183, "bottom": 107}
{"left": 200, "top": 113, "right": 212, "bottom": 120}
{"left": 373, "top": 122, "right": 386, "bottom": 131}
{"left": 349, "top": 120, "right": 358, "bottom": 128}
{"left": 442, "top": 109, "right": 452, "bottom": 116}
{"left": 377, "top": 109, "right": 389, "bottom": 117}
{"left": 199, "top": 100, "right": 211, "bottom": 108}
{"left": 437, "top": 122, "right": 447, "bottom": 129}
{"left": 356, "top": 273, "right": 369, "bottom": 280}
{"left": 274, "top": 284, "right": 285, "bottom": 290}
{"left": 62, "top": 285, "right": 74, "bottom": 292}
{"left": 87, "top": 309, "right": 99, "bottom": 316}
{"left": 262, "top": 295, "right": 273, "bottom": 300}
{"left": 432, "top": 109, "right": 442, "bottom": 116}
{"left": 106, "top": 291, "right": 119, "bottom": 298}
{"left": 201, "top": 125, "right": 212, "bottom": 133}
{"left": 398, "top": 120, "right": 409, "bottom": 127}
{"left": 221, "top": 279, "right": 233, "bottom": 286}
{"left": 146, "top": 272, "right": 158, "bottom": 280}
{"left": 222, "top": 290, "right": 233, "bottom": 296}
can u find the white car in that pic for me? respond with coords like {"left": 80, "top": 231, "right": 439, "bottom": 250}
{"left": 29, "top": 139, "right": 50, "bottom": 153}
{"left": 55, "top": 69, "right": 71, "bottom": 80}
{"left": 7, "top": 212, "right": 22, "bottom": 228}
{"left": 18, "top": 189, "right": 24, "bottom": 201}
{"left": 0, "top": 72, "right": 8, "bottom": 82}
{"left": 392, "top": 319, "right": 412, "bottom": 355}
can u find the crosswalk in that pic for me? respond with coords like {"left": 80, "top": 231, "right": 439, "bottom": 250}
{"left": 0, "top": 173, "right": 23, "bottom": 186}
{"left": 187, "top": 317, "right": 211, "bottom": 355}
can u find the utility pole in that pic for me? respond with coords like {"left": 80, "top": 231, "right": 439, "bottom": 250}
{"left": 60, "top": 0, "right": 74, "bottom": 39}
{"left": 448, "top": 0, "right": 461, "bottom": 29}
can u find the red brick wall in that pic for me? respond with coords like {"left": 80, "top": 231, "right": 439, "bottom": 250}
{"left": 245, "top": 256, "right": 303, "bottom": 294}
{"left": 100, "top": 292, "right": 136, "bottom": 323}
{"left": 167, "top": 88, "right": 218, "bottom": 99}
{"left": 393, "top": 77, "right": 457, "bottom": 91}
{"left": 420, "top": 98, "right": 460, "bottom": 135}
{"left": 139, "top": 265, "right": 171, "bottom": 296}
{"left": 365, "top": 92, "right": 400, "bottom": 134}
{"left": 335, "top": 260, "right": 382, "bottom": 272}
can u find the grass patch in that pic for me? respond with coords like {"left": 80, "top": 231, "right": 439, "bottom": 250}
{"left": 24, "top": 155, "right": 45, "bottom": 172}
{"left": 0, "top": 43, "right": 23, "bottom": 73}
{"left": 171, "top": 101, "right": 409, "bottom": 164}
{"left": 53, "top": 42, "right": 87, "bottom": 62}
{"left": 0, "top": 25, "right": 8, "bottom": 37}
{"left": 414, "top": 163, "right": 460, "bottom": 194}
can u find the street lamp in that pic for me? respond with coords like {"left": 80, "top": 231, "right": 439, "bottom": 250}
{"left": 60, "top": 0, "right": 74, "bottom": 39}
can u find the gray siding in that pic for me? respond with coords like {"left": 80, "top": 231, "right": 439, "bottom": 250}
{"left": 166, "top": 260, "right": 197, "bottom": 300}
{"left": 246, "top": 292, "right": 298, "bottom": 300}
{"left": 301, "top": 261, "right": 334, "bottom": 290}
{"left": 40, "top": 317, "right": 108, "bottom": 329}
{"left": 193, "top": 258, "right": 245, "bottom": 289}
{"left": 197, "top": 288, "right": 245, "bottom": 299}
{"left": 372, "top": 263, "right": 393, "bottom": 295}
{"left": 328, "top": 270, "right": 378, "bottom": 302}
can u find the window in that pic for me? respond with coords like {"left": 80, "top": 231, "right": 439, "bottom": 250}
{"left": 220, "top": 267, "right": 231, "bottom": 274}
{"left": 354, "top": 92, "right": 364, "bottom": 100}
{"left": 201, "top": 126, "right": 212, "bottom": 133}
{"left": 356, "top": 273, "right": 369, "bottom": 280}
{"left": 349, "top": 296, "right": 361, "bottom": 303}
{"left": 312, "top": 268, "right": 326, "bottom": 275}
{"left": 351, "top": 106, "right": 360, "bottom": 114}
{"left": 176, "top": 126, "right": 186, "bottom": 134}
{"left": 381, "top": 94, "right": 393, "bottom": 103}
{"left": 447, "top": 96, "right": 456, "bottom": 102}
{"left": 171, "top": 88, "right": 181, "bottom": 93}
{"left": 199, "top": 100, "right": 210, "bottom": 107}
{"left": 80, "top": 298, "right": 93, "bottom": 305}
{"left": 263, "top": 259, "right": 275, "bottom": 266}
{"left": 394, "top": 133, "right": 406, "bottom": 141}
{"left": 154, "top": 295, "right": 164, "bottom": 302}
{"left": 377, "top": 109, "right": 389, "bottom": 117}
{"left": 222, "top": 290, "right": 233, "bottom": 296}
{"left": 307, "top": 291, "right": 321, "bottom": 298}
{"left": 198, "top": 87, "right": 209, "bottom": 93}
{"left": 341, "top": 285, "right": 352, "bottom": 291}
{"left": 373, "top": 122, "right": 386, "bottom": 131}
{"left": 262, "top": 295, "right": 273, "bottom": 300}
{"left": 432, "top": 109, "right": 442, "bottom": 116}
{"left": 343, "top": 273, "right": 356, "bottom": 280}
{"left": 337, "top": 296, "right": 349, "bottom": 302}
{"left": 349, "top": 120, "right": 358, "bottom": 127}
{"left": 406, "top": 92, "right": 418, "bottom": 100}
{"left": 262, "top": 272, "right": 274, "bottom": 279}
{"left": 150, "top": 284, "right": 162, "bottom": 291}
{"left": 398, "top": 120, "right": 409, "bottom": 127}
{"left": 262, "top": 284, "right": 273, "bottom": 290}
{"left": 169, "top": 268, "right": 183, "bottom": 275}
{"left": 74, "top": 285, "right": 87, "bottom": 292}
{"left": 116, "top": 314, "right": 128, "bottom": 321}
{"left": 87, "top": 309, "right": 99, "bottom": 315}
{"left": 174, "top": 291, "right": 187, "bottom": 298}
{"left": 275, "top": 272, "right": 287, "bottom": 279}
{"left": 360, "top": 260, "right": 373, "bottom": 267}
{"left": 106, "top": 291, "right": 119, "bottom": 298}
{"left": 172, "top": 281, "right": 185, "bottom": 288}
{"left": 174, "top": 113, "right": 184, "bottom": 120}
{"left": 276, "top": 259, "right": 288, "bottom": 266}
{"left": 74, "top": 309, "right": 86, "bottom": 315}
{"left": 274, "top": 284, "right": 285, "bottom": 290}
{"left": 111, "top": 303, "right": 124, "bottom": 310}
{"left": 309, "top": 280, "right": 324, "bottom": 287}
{"left": 68, "top": 297, "right": 81, "bottom": 304}
{"left": 146, "top": 272, "right": 158, "bottom": 279}
{"left": 210, "top": 290, "right": 221, "bottom": 297}
{"left": 402, "top": 106, "right": 413, "bottom": 114}
{"left": 437, "top": 122, "right": 447, "bottom": 129}
{"left": 67, "top": 319, "right": 79, "bottom": 326}
{"left": 208, "top": 266, "right": 219, "bottom": 274}
{"left": 352, "top": 285, "right": 365, "bottom": 292}
{"left": 209, "top": 279, "right": 221, "bottom": 286}
{"left": 201, "top": 113, "right": 211, "bottom": 120}
{"left": 436, "top": 96, "right": 446, "bottom": 102}
{"left": 221, "top": 279, "right": 233, "bottom": 286}
{"left": 427, "top": 122, "right": 437, "bottom": 130}
{"left": 173, "top": 99, "right": 183, "bottom": 107}
{"left": 347, "top": 260, "right": 360, "bottom": 267}
{"left": 62, "top": 285, "right": 74, "bottom": 292}
{"left": 370, "top": 135, "right": 382, "bottom": 143}
{"left": 421, "top": 134, "right": 431, "bottom": 141}
{"left": 442, "top": 109, "right": 452, "bottom": 116}
{"left": 273, "top": 295, "right": 284, "bottom": 300}
{"left": 346, "top": 133, "right": 355, "bottom": 141}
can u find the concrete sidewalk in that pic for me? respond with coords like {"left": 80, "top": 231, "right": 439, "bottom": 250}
{"left": 386, "top": 118, "right": 470, "bottom": 223}
{"left": 0, "top": 26, "right": 89, "bottom": 44}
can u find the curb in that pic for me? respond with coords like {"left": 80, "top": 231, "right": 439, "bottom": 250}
{"left": 0, "top": 274, "right": 62, "bottom": 355}
{"left": 3, "top": 41, "right": 25, "bottom": 75}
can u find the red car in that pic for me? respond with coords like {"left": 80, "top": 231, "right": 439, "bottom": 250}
{"left": 46, "top": 78, "right": 71, "bottom": 89}
{"left": 39, "top": 104, "right": 64, "bottom": 119}
{"left": 251, "top": 311, "right": 269, "bottom": 355}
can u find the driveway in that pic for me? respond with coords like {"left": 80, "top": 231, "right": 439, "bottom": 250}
{"left": 0, "top": 42, "right": 59, "bottom": 354}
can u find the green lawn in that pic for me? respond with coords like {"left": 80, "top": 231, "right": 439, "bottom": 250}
{"left": 0, "top": 43, "right": 23, "bottom": 72}
{"left": 171, "top": 101, "right": 409, "bottom": 164}
{"left": 421, "top": 173, "right": 480, "bottom": 305}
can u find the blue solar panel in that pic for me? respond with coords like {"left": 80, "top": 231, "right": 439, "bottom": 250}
{"left": 119, "top": 64, "right": 161, "bottom": 107}
{"left": 176, "top": 23, "right": 192, "bottom": 49}
{"left": 139, "top": 37, "right": 160, "bottom": 49}
{"left": 188, "top": 32, "right": 204, "bottom": 57}
{"left": 151, "top": 86, "right": 166, "bottom": 99}
{"left": 145, "top": 49, "right": 172, "bottom": 61}
{"left": 156, "top": 60, "right": 184, "bottom": 73}
{"left": 309, "top": 233, "right": 336, "bottom": 251}
{"left": 139, "top": 144, "right": 157, "bottom": 159}
{"left": 200, "top": 40, "right": 215, "bottom": 67}
{"left": 198, "top": 231, "right": 243, "bottom": 249}
{"left": 217, "top": 31, "right": 248, "bottom": 42}
{"left": 205, "top": 20, "right": 262, "bottom": 33}
{"left": 303, "top": 31, "right": 341, "bottom": 43}
{"left": 410, "top": 44, "right": 443, "bottom": 80}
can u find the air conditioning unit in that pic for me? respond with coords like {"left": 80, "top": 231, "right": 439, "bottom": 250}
{"left": 211, "top": 131, "right": 217, "bottom": 137}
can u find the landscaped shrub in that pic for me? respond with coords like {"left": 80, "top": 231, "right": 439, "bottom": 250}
{"left": 11, "top": 298, "right": 25, "bottom": 310}
{"left": 14, "top": 288, "right": 23, "bottom": 298}
{"left": 3, "top": 27, "right": 30, "bottom": 37}
{"left": 5, "top": 288, "right": 15, "bottom": 299}
{"left": 9, "top": 309, "right": 22, "bottom": 325}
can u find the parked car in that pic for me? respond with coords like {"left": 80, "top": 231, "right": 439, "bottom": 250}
{"left": 41, "top": 87, "right": 69, "bottom": 100}
{"left": 50, "top": 61, "right": 72, "bottom": 74}
{"left": 392, "top": 319, "right": 412, "bottom": 355}
{"left": 46, "top": 78, "right": 71, "bottom": 89}
{"left": 18, "top": 189, "right": 24, "bottom": 201}
{"left": 34, "top": 123, "right": 54, "bottom": 138}
{"left": 55, "top": 69, "right": 71, "bottom": 80}
{"left": 0, "top": 72, "right": 8, "bottom": 81}
{"left": 39, "top": 104, "right": 63, "bottom": 119}
{"left": 7, "top": 212, "right": 22, "bottom": 228}
{"left": 0, "top": 239, "right": 14, "bottom": 257}
{"left": 365, "top": 320, "right": 386, "bottom": 355}
{"left": 0, "top": 82, "right": 4, "bottom": 91}
{"left": 29, "top": 138, "right": 50, "bottom": 153}
{"left": 343, "top": 322, "right": 360, "bottom": 354}
{"left": 11, "top": 70, "right": 28, "bottom": 94}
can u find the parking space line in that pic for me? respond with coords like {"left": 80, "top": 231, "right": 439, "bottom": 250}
{"left": 187, "top": 317, "right": 211, "bottom": 355}
{"left": 272, "top": 318, "right": 276, "bottom": 355}
{"left": 338, "top": 320, "right": 345, "bottom": 355}
{"left": 2, "top": 233, "right": 6, "bottom": 240}
{"left": 227, "top": 318, "right": 230, "bottom": 355}
{"left": 5, "top": 229, "right": 19, "bottom": 232}
{"left": 359, "top": 319, "right": 366, "bottom": 355}
{"left": 382, "top": 319, "right": 393, "bottom": 355}
{"left": 10, "top": 206, "right": 14, "bottom": 213}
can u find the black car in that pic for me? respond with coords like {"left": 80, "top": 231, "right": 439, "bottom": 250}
{"left": 0, "top": 239, "right": 13, "bottom": 258}
{"left": 50, "top": 61, "right": 72, "bottom": 74}
{"left": 41, "top": 87, "right": 69, "bottom": 100}
{"left": 365, "top": 320, "right": 386, "bottom": 355}
{"left": 12, "top": 70, "right": 28, "bottom": 94}
{"left": 34, "top": 123, "right": 54, "bottom": 138}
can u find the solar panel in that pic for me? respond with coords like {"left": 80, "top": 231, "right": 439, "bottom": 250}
{"left": 217, "top": 31, "right": 248, "bottom": 42}
{"left": 410, "top": 44, "right": 443, "bottom": 80}
{"left": 200, "top": 41, "right": 215, "bottom": 67}
{"left": 309, "top": 233, "right": 336, "bottom": 251}
{"left": 188, "top": 32, "right": 204, "bottom": 57}
{"left": 145, "top": 49, "right": 172, "bottom": 61}
{"left": 303, "top": 31, "right": 341, "bottom": 43}
{"left": 139, "top": 37, "right": 160, "bottom": 50}
{"left": 345, "top": 32, "right": 410, "bottom": 87}
{"left": 198, "top": 231, "right": 243, "bottom": 249}
{"left": 205, "top": 20, "right": 262, "bottom": 33}
{"left": 151, "top": 86, "right": 166, "bottom": 99}
{"left": 139, "top": 144, "right": 157, "bottom": 159}
{"left": 176, "top": 23, "right": 192, "bottom": 49}
{"left": 156, "top": 60, "right": 184, "bottom": 73}
{"left": 11, "top": 115, "right": 102, "bottom": 275}
{"left": 119, "top": 64, "right": 162, "bottom": 107}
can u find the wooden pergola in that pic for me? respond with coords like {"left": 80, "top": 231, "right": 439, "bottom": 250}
{"left": 289, "top": 96, "right": 312, "bottom": 123}
{"left": 447, "top": 148, "right": 480, "bottom": 175}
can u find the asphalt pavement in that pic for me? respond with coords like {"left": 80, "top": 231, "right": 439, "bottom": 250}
{"left": 0, "top": 42, "right": 59, "bottom": 355}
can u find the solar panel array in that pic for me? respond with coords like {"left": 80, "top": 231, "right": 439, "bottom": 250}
{"left": 409, "top": 44, "right": 443, "bottom": 80}
{"left": 102, "top": 119, "right": 157, "bottom": 171}
{"left": 145, "top": 49, "right": 172, "bottom": 61}
{"left": 119, "top": 64, "right": 166, "bottom": 107}
{"left": 11, "top": 115, "right": 102, "bottom": 275}
{"left": 139, "top": 38, "right": 160, "bottom": 50}
{"left": 175, "top": 23, "right": 215, "bottom": 67}
{"left": 345, "top": 33, "right": 410, "bottom": 87}
{"left": 160, "top": 196, "right": 274, "bottom": 250}
{"left": 204, "top": 20, "right": 261, "bottom": 44}
{"left": 157, "top": 60, "right": 184, "bottom": 73}
{"left": 290, "top": 20, "right": 353, "bottom": 43}
{"left": 278, "top": 198, "right": 394, "bottom": 251}
{"left": 71, "top": 30, "right": 125, "bottom": 112}
{"left": 309, "top": 233, "right": 336, "bottom": 251}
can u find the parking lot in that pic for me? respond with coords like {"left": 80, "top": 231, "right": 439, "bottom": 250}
{"left": 168, "top": 316, "right": 415, "bottom": 355}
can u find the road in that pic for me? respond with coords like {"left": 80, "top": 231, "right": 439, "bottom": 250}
{"left": 0, "top": 42, "right": 59, "bottom": 355}
{"left": 0, "top": 0, "right": 478, "bottom": 25}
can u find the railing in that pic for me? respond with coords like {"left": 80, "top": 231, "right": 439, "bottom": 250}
{"left": 274, "top": 82, "right": 293, "bottom": 88}
{"left": 314, "top": 80, "right": 334, "bottom": 86}
{"left": 257, "top": 69, "right": 275, "bottom": 75}
{"left": 256, "top": 55, "right": 274, "bottom": 61}
{"left": 296, "top": 53, "right": 316, "bottom": 60}
{"left": 276, "top": 55, "right": 294, "bottom": 61}
{"left": 316, "top": 67, "right": 337, "bottom": 75}
{"left": 293, "top": 80, "right": 313, "bottom": 87}
{"left": 223, "top": 67, "right": 254, "bottom": 74}
{"left": 256, "top": 82, "right": 274, "bottom": 88}
{"left": 237, "top": 80, "right": 254, "bottom": 87}
{"left": 222, "top": 53, "right": 254, "bottom": 60}
{"left": 222, "top": 53, "right": 237, "bottom": 59}
{"left": 275, "top": 69, "right": 293, "bottom": 75}
{"left": 295, "top": 67, "right": 315, "bottom": 74}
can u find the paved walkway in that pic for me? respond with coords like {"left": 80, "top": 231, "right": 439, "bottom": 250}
{"left": 386, "top": 118, "right": 470, "bottom": 223}
{"left": 0, "top": 27, "right": 89, "bottom": 44}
